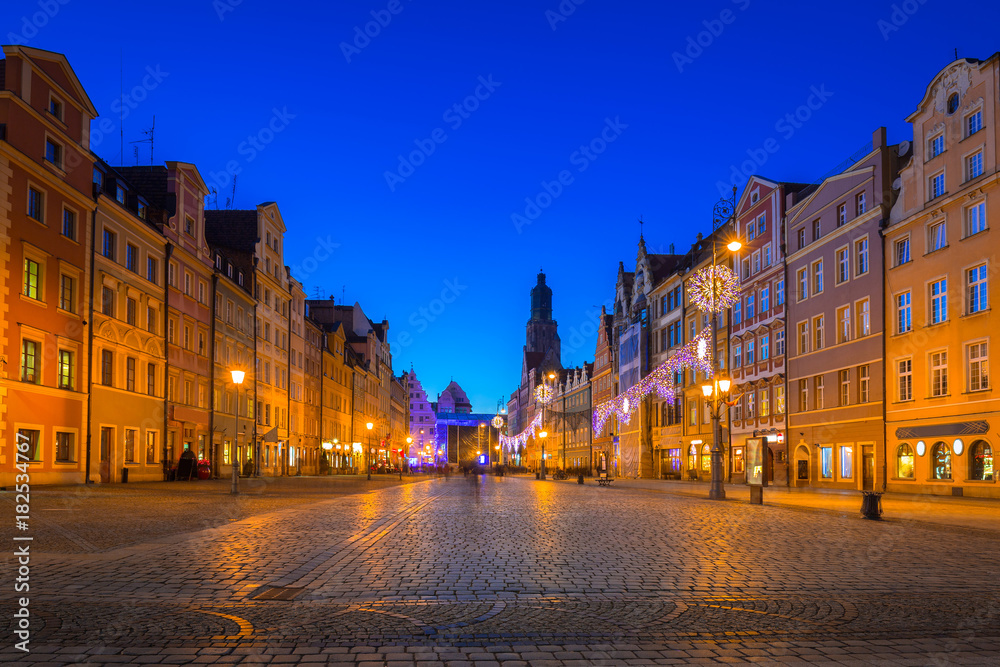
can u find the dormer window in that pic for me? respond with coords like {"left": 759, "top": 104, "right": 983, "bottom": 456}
{"left": 137, "top": 201, "right": 147, "bottom": 220}
{"left": 215, "top": 254, "right": 223, "bottom": 269}
{"left": 115, "top": 183, "right": 126, "bottom": 204}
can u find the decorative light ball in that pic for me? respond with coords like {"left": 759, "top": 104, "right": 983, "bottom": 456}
{"left": 491, "top": 415, "right": 504, "bottom": 429}
{"left": 697, "top": 339, "right": 707, "bottom": 359}
{"left": 689, "top": 265, "right": 740, "bottom": 314}
{"left": 534, "top": 384, "right": 554, "bottom": 404}
{"left": 622, "top": 396, "right": 630, "bottom": 414}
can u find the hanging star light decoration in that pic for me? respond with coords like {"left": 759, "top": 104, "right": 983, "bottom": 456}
{"left": 592, "top": 325, "right": 716, "bottom": 434}
{"left": 491, "top": 415, "right": 504, "bottom": 429}
{"left": 534, "top": 383, "right": 554, "bottom": 405}
{"left": 689, "top": 264, "right": 740, "bottom": 313}
{"left": 499, "top": 412, "right": 542, "bottom": 453}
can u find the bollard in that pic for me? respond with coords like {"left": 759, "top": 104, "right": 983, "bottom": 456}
{"left": 578, "top": 473, "right": 584, "bottom": 485}
{"left": 860, "top": 491, "right": 883, "bottom": 520}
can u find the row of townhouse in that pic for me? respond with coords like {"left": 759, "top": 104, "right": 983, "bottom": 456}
{"left": 518, "top": 54, "right": 997, "bottom": 497}
{"left": 0, "top": 45, "right": 408, "bottom": 486}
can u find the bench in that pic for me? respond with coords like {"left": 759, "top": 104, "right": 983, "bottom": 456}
{"left": 597, "top": 477, "right": 614, "bottom": 487}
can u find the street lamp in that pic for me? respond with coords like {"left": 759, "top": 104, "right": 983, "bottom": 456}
{"left": 702, "top": 377, "right": 732, "bottom": 499}
{"left": 539, "top": 430, "right": 548, "bottom": 479}
{"left": 366, "top": 421, "right": 374, "bottom": 480}
{"left": 230, "top": 369, "right": 245, "bottom": 495}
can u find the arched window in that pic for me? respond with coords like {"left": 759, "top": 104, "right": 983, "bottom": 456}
{"left": 701, "top": 444, "right": 711, "bottom": 471}
{"left": 688, "top": 445, "right": 697, "bottom": 471}
{"left": 896, "top": 443, "right": 914, "bottom": 479}
{"left": 970, "top": 441, "right": 994, "bottom": 481}
{"left": 931, "top": 441, "right": 951, "bottom": 480}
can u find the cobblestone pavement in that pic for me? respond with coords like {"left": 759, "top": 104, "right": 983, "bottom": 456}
{"left": 3, "top": 475, "right": 999, "bottom": 665}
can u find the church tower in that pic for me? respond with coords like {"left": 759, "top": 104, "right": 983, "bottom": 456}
{"left": 525, "top": 272, "right": 561, "bottom": 368}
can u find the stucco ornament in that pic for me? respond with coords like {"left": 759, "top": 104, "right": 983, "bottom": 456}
{"left": 933, "top": 64, "right": 972, "bottom": 114}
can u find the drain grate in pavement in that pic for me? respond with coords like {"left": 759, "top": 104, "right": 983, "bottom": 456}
{"left": 250, "top": 586, "right": 305, "bottom": 601}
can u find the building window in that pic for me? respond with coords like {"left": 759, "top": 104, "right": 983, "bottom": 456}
{"left": 967, "top": 110, "right": 983, "bottom": 137}
{"left": 894, "top": 237, "right": 910, "bottom": 266}
{"left": 58, "top": 274, "right": 75, "bottom": 313}
{"left": 184, "top": 273, "right": 192, "bottom": 296}
{"left": 813, "top": 375, "right": 824, "bottom": 410}
{"left": 126, "top": 297, "right": 136, "bottom": 326}
{"left": 813, "top": 219, "right": 821, "bottom": 241}
{"left": 757, "top": 213, "right": 766, "bottom": 235}
{"left": 146, "top": 432, "right": 157, "bottom": 465}
{"left": 57, "top": 350, "right": 74, "bottom": 389}
{"left": 701, "top": 444, "right": 711, "bottom": 471}
{"left": 837, "top": 306, "right": 850, "bottom": 344}
{"left": 764, "top": 244, "right": 772, "bottom": 267}
{"left": 775, "top": 330, "right": 785, "bottom": 356}
{"left": 856, "top": 298, "right": 870, "bottom": 337}
{"left": 812, "top": 260, "right": 823, "bottom": 294}
{"left": 62, "top": 208, "right": 76, "bottom": 239}
{"left": 21, "top": 339, "right": 40, "bottom": 383}
{"left": 103, "top": 229, "right": 116, "bottom": 261}
{"left": 746, "top": 294, "right": 755, "bottom": 319}
{"left": 147, "top": 363, "right": 156, "bottom": 396}
{"left": 835, "top": 248, "right": 849, "bottom": 284}
{"left": 840, "top": 445, "right": 853, "bottom": 479}
{"left": 775, "top": 385, "right": 785, "bottom": 414}
{"left": 798, "top": 321, "right": 809, "bottom": 355}
{"left": 896, "top": 443, "right": 914, "bottom": 478}
{"left": 147, "top": 257, "right": 158, "bottom": 284}
{"left": 930, "top": 172, "right": 945, "bottom": 199}
{"left": 45, "top": 139, "right": 62, "bottom": 168}
{"left": 759, "top": 389, "right": 769, "bottom": 418}
{"left": 115, "top": 183, "right": 126, "bottom": 204}
{"left": 776, "top": 279, "right": 784, "bottom": 306}
{"left": 48, "top": 96, "right": 63, "bottom": 119}
{"left": 896, "top": 292, "right": 912, "bottom": 334}
{"left": 930, "top": 134, "right": 944, "bottom": 158}
{"left": 746, "top": 390, "right": 755, "bottom": 418}
{"left": 931, "top": 442, "right": 952, "bottom": 480}
{"left": 760, "top": 286, "right": 770, "bottom": 313}
{"left": 23, "top": 258, "right": 41, "bottom": 299}
{"left": 969, "top": 441, "right": 993, "bottom": 481}
{"left": 17, "top": 429, "right": 40, "bottom": 462}
{"left": 813, "top": 315, "right": 824, "bottom": 350}
{"left": 856, "top": 192, "right": 866, "bottom": 215}
{"left": 185, "top": 216, "right": 194, "bottom": 235}
{"left": 930, "top": 350, "right": 948, "bottom": 397}
{"left": 969, "top": 342, "right": 989, "bottom": 391}
{"left": 126, "top": 357, "right": 136, "bottom": 392}
{"left": 746, "top": 340, "right": 755, "bottom": 365}
{"left": 746, "top": 220, "right": 756, "bottom": 241}
{"left": 799, "top": 379, "right": 808, "bottom": 412}
{"left": 126, "top": 243, "right": 138, "bottom": 272}
{"left": 797, "top": 268, "right": 808, "bottom": 302}
{"left": 733, "top": 344, "right": 741, "bottom": 368}
{"left": 820, "top": 447, "right": 833, "bottom": 479}
{"left": 855, "top": 238, "right": 868, "bottom": 276}
{"left": 753, "top": 250, "right": 761, "bottom": 274}
{"left": 929, "top": 222, "right": 946, "bottom": 252}
{"left": 688, "top": 400, "right": 697, "bottom": 426}
{"left": 797, "top": 228, "right": 805, "bottom": 250}
{"left": 967, "top": 151, "right": 984, "bottom": 181}
{"left": 968, "top": 264, "right": 988, "bottom": 314}
{"left": 124, "top": 429, "right": 137, "bottom": 464}
{"left": 102, "top": 286, "right": 115, "bottom": 317}
{"left": 742, "top": 258, "right": 751, "bottom": 280}
{"left": 898, "top": 358, "right": 912, "bottom": 401}
{"left": 837, "top": 203, "right": 847, "bottom": 227}
{"left": 55, "top": 432, "right": 74, "bottom": 463}
{"left": 965, "top": 201, "right": 986, "bottom": 237}
{"left": 101, "top": 349, "right": 113, "bottom": 386}
{"left": 930, "top": 279, "right": 947, "bottom": 325}
{"left": 28, "top": 187, "right": 44, "bottom": 222}
{"left": 761, "top": 334, "right": 770, "bottom": 360}
{"left": 859, "top": 364, "right": 870, "bottom": 403}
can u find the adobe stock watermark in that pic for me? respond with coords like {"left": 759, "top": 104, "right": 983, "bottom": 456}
{"left": 206, "top": 106, "right": 296, "bottom": 194}
{"left": 511, "top": 116, "right": 627, "bottom": 233}
{"left": 5, "top": 0, "right": 71, "bottom": 45}
{"left": 213, "top": 0, "right": 242, "bottom": 21}
{"left": 877, "top": 0, "right": 931, "bottom": 41}
{"left": 340, "top": 0, "right": 413, "bottom": 63}
{"left": 545, "top": 0, "right": 586, "bottom": 30}
{"left": 391, "top": 278, "right": 468, "bottom": 350}
{"left": 672, "top": 0, "right": 751, "bottom": 74}
{"left": 384, "top": 75, "right": 502, "bottom": 192}
{"left": 715, "top": 84, "right": 833, "bottom": 196}
{"left": 289, "top": 236, "right": 340, "bottom": 284}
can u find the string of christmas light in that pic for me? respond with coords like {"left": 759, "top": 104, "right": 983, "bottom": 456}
{"left": 689, "top": 264, "right": 740, "bottom": 313}
{"left": 592, "top": 325, "right": 715, "bottom": 434}
{"left": 499, "top": 412, "right": 542, "bottom": 453}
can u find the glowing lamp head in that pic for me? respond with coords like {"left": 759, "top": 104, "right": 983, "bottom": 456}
{"left": 701, "top": 384, "right": 714, "bottom": 397}
{"left": 230, "top": 369, "right": 245, "bottom": 385}
{"left": 406, "top": 437, "right": 412, "bottom": 444}
{"left": 718, "top": 378, "right": 731, "bottom": 393}
{"left": 322, "top": 442, "right": 333, "bottom": 451}
{"left": 366, "top": 422, "right": 374, "bottom": 431}
{"left": 539, "top": 430, "right": 548, "bottom": 439}
{"left": 727, "top": 240, "right": 742, "bottom": 252}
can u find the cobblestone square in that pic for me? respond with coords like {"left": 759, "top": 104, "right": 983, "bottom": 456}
{"left": 3, "top": 476, "right": 1000, "bottom": 665}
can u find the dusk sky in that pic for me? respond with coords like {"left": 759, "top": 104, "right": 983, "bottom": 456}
{"left": 5, "top": 0, "right": 1000, "bottom": 412}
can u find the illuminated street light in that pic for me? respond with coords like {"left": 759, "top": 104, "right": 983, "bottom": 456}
{"left": 366, "top": 421, "right": 374, "bottom": 480}
{"left": 230, "top": 369, "right": 245, "bottom": 495}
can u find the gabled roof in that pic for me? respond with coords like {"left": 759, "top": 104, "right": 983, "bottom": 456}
{"left": 205, "top": 209, "right": 258, "bottom": 253}
{"left": 3, "top": 45, "right": 97, "bottom": 116}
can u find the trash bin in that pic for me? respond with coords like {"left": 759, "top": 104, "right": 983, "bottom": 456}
{"left": 535, "top": 472, "right": 540, "bottom": 480}
{"left": 121, "top": 467, "right": 128, "bottom": 483}
{"left": 578, "top": 473, "right": 584, "bottom": 484}
{"left": 860, "top": 491, "right": 883, "bottom": 519}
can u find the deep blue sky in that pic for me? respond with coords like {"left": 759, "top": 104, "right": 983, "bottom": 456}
{"left": 5, "top": 0, "right": 999, "bottom": 412}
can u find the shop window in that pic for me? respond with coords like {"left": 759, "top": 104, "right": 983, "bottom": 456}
{"left": 931, "top": 442, "right": 951, "bottom": 480}
{"left": 969, "top": 440, "right": 993, "bottom": 481}
{"left": 820, "top": 447, "right": 833, "bottom": 478}
{"left": 701, "top": 444, "right": 711, "bottom": 471}
{"left": 896, "top": 443, "right": 914, "bottom": 478}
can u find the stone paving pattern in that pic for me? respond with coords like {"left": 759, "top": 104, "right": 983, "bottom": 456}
{"left": 2, "top": 475, "right": 999, "bottom": 665}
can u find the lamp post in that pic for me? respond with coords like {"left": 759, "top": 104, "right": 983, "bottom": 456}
{"left": 539, "top": 430, "right": 548, "bottom": 477}
{"left": 366, "top": 421, "right": 374, "bottom": 480}
{"left": 404, "top": 436, "right": 411, "bottom": 479}
{"left": 705, "top": 186, "right": 743, "bottom": 501}
{"left": 230, "top": 369, "right": 245, "bottom": 495}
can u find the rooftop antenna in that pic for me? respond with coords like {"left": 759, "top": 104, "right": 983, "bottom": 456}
{"left": 208, "top": 187, "right": 219, "bottom": 210}
{"left": 225, "top": 175, "right": 237, "bottom": 210}
{"left": 639, "top": 215, "right": 644, "bottom": 240}
{"left": 341, "top": 285, "right": 345, "bottom": 305}
{"left": 130, "top": 115, "right": 155, "bottom": 166}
